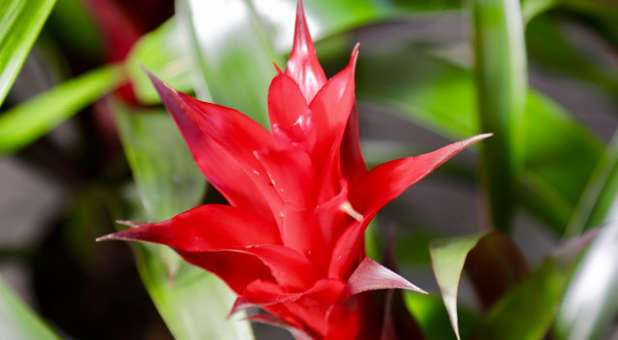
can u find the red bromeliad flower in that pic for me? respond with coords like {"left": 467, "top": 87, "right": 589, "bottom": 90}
{"left": 98, "top": 1, "right": 489, "bottom": 339}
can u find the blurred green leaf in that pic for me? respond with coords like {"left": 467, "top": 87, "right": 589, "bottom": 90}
{"left": 0, "top": 65, "right": 123, "bottom": 154}
{"left": 131, "top": 243, "right": 254, "bottom": 340}
{"left": 0, "top": 0, "right": 57, "bottom": 106}
{"left": 554, "top": 215, "right": 618, "bottom": 340}
{"left": 429, "top": 232, "right": 485, "bottom": 340}
{"left": 526, "top": 16, "right": 618, "bottom": 102}
{"left": 475, "top": 259, "right": 566, "bottom": 340}
{"left": 114, "top": 102, "right": 253, "bottom": 340}
{"left": 472, "top": 0, "right": 528, "bottom": 231}
{"left": 126, "top": 18, "right": 194, "bottom": 105}
{"left": 473, "top": 230, "right": 597, "bottom": 340}
{"left": 176, "top": 0, "right": 283, "bottom": 127}
{"left": 353, "top": 46, "right": 602, "bottom": 233}
{"left": 405, "top": 292, "right": 479, "bottom": 340}
{"left": 0, "top": 277, "right": 59, "bottom": 340}
{"left": 172, "top": 0, "right": 468, "bottom": 126}
{"left": 46, "top": 0, "right": 101, "bottom": 58}
{"left": 113, "top": 103, "right": 206, "bottom": 222}
{"left": 565, "top": 132, "right": 618, "bottom": 236}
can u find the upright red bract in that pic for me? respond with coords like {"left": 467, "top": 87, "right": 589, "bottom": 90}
{"left": 98, "top": 1, "right": 489, "bottom": 338}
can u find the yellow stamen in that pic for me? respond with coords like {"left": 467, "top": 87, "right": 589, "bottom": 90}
{"left": 339, "top": 202, "right": 363, "bottom": 222}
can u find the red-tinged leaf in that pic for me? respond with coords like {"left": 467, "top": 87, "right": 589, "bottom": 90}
{"left": 348, "top": 258, "right": 427, "bottom": 295}
{"left": 267, "top": 72, "right": 315, "bottom": 146}
{"left": 146, "top": 71, "right": 276, "bottom": 217}
{"left": 96, "top": 205, "right": 280, "bottom": 251}
{"left": 285, "top": 0, "right": 327, "bottom": 102}
{"left": 352, "top": 134, "right": 492, "bottom": 217}
{"left": 465, "top": 231, "right": 528, "bottom": 309}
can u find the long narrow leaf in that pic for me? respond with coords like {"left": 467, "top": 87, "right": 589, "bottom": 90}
{"left": 0, "top": 65, "right": 123, "bottom": 154}
{"left": 0, "top": 277, "right": 58, "bottom": 340}
{"left": 0, "top": 0, "right": 57, "bottom": 106}
{"left": 472, "top": 0, "right": 528, "bottom": 231}
{"left": 554, "top": 213, "right": 618, "bottom": 340}
{"left": 565, "top": 132, "right": 618, "bottom": 236}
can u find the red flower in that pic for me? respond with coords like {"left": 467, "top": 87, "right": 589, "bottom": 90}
{"left": 98, "top": 1, "right": 489, "bottom": 338}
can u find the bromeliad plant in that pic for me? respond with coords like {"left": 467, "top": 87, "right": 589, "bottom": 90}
{"left": 97, "top": 1, "right": 488, "bottom": 338}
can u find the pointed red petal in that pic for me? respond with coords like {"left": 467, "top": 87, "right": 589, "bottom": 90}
{"left": 230, "top": 245, "right": 320, "bottom": 290}
{"left": 309, "top": 45, "right": 359, "bottom": 151}
{"left": 146, "top": 71, "right": 276, "bottom": 217}
{"left": 309, "top": 46, "right": 359, "bottom": 200}
{"left": 347, "top": 258, "right": 426, "bottom": 295}
{"left": 340, "top": 105, "right": 367, "bottom": 184}
{"left": 327, "top": 220, "right": 368, "bottom": 280}
{"left": 178, "top": 250, "right": 274, "bottom": 294}
{"left": 96, "top": 205, "right": 280, "bottom": 251}
{"left": 285, "top": 0, "right": 327, "bottom": 102}
{"left": 352, "top": 134, "right": 492, "bottom": 217}
{"left": 267, "top": 73, "right": 315, "bottom": 146}
{"left": 177, "top": 245, "right": 320, "bottom": 292}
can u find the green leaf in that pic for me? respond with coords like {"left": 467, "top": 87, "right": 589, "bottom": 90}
{"left": 473, "top": 231, "right": 597, "bottom": 340}
{"left": 131, "top": 244, "right": 254, "bottom": 340}
{"left": 172, "top": 0, "right": 468, "bottom": 126}
{"left": 429, "top": 232, "right": 485, "bottom": 340}
{"left": 0, "top": 0, "right": 57, "bottom": 106}
{"left": 114, "top": 102, "right": 253, "bottom": 340}
{"left": 0, "top": 277, "right": 59, "bottom": 340}
{"left": 472, "top": 0, "right": 528, "bottom": 231}
{"left": 526, "top": 16, "right": 618, "bottom": 102}
{"left": 175, "top": 0, "right": 283, "bottom": 127}
{"left": 475, "top": 258, "right": 567, "bottom": 340}
{"left": 353, "top": 46, "right": 602, "bottom": 233}
{"left": 554, "top": 217, "right": 618, "bottom": 340}
{"left": 0, "top": 65, "right": 123, "bottom": 154}
{"left": 113, "top": 102, "right": 205, "bottom": 221}
{"left": 126, "top": 18, "right": 194, "bottom": 105}
{"left": 565, "top": 132, "right": 618, "bottom": 236}
{"left": 405, "top": 292, "right": 479, "bottom": 340}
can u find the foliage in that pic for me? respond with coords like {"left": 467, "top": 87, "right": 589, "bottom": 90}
{"left": 0, "top": 0, "right": 616, "bottom": 339}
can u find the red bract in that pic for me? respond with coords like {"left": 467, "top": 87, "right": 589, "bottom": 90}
{"left": 98, "top": 1, "right": 489, "bottom": 338}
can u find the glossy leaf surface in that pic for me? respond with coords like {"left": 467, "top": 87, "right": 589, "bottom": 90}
{"left": 0, "top": 0, "right": 57, "bottom": 106}
{"left": 0, "top": 65, "right": 123, "bottom": 154}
